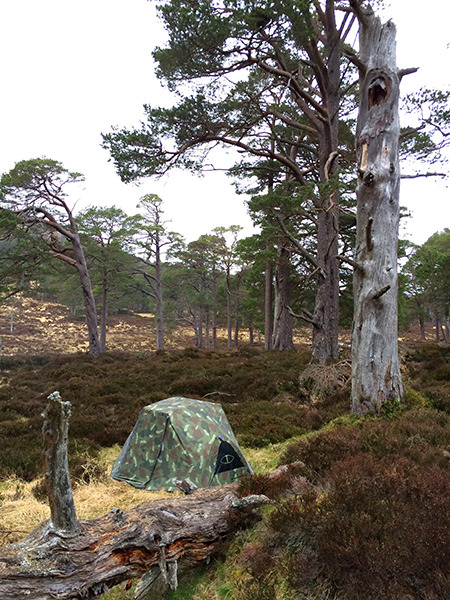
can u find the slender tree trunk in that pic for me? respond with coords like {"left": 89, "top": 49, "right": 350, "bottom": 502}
{"left": 351, "top": 10, "right": 404, "bottom": 413}
{"left": 155, "top": 244, "right": 164, "bottom": 351}
{"left": 311, "top": 209, "right": 339, "bottom": 363}
{"left": 72, "top": 235, "right": 100, "bottom": 356}
{"left": 100, "top": 269, "right": 108, "bottom": 353}
{"left": 205, "top": 312, "right": 210, "bottom": 348}
{"left": 197, "top": 310, "right": 203, "bottom": 349}
{"left": 264, "top": 261, "right": 274, "bottom": 351}
{"left": 272, "top": 244, "right": 294, "bottom": 351}
{"left": 435, "top": 313, "right": 440, "bottom": 341}
{"left": 249, "top": 327, "right": 254, "bottom": 344}
{"left": 226, "top": 270, "right": 232, "bottom": 349}
{"left": 211, "top": 279, "right": 218, "bottom": 348}
{"left": 419, "top": 316, "right": 426, "bottom": 340}
{"left": 310, "top": 7, "right": 341, "bottom": 364}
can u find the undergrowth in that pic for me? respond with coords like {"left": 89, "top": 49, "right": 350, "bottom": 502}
{"left": 231, "top": 405, "right": 450, "bottom": 600}
{"left": 1, "top": 341, "right": 449, "bottom": 600}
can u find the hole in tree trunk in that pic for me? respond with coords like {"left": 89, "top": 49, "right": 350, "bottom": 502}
{"left": 368, "top": 75, "right": 391, "bottom": 107}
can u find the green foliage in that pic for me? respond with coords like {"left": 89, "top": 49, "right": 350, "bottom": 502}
{"left": 1, "top": 158, "right": 84, "bottom": 209}
{"left": 402, "top": 87, "right": 450, "bottom": 166}
{"left": 77, "top": 205, "right": 140, "bottom": 315}
{"left": 0, "top": 210, "right": 51, "bottom": 302}
{"left": 400, "top": 229, "right": 450, "bottom": 334}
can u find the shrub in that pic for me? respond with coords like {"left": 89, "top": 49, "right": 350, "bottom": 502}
{"left": 316, "top": 455, "right": 450, "bottom": 600}
{"left": 237, "top": 464, "right": 309, "bottom": 501}
{"left": 280, "top": 409, "right": 450, "bottom": 479}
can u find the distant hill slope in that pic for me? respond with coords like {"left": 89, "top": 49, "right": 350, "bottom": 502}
{"left": 0, "top": 297, "right": 163, "bottom": 355}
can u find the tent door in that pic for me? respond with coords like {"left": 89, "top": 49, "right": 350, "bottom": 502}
{"left": 213, "top": 439, "right": 244, "bottom": 475}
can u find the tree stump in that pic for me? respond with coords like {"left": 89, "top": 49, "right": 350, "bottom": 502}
{"left": 42, "top": 391, "right": 79, "bottom": 536}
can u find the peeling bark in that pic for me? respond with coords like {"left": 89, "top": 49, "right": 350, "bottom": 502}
{"left": 351, "top": 10, "right": 404, "bottom": 413}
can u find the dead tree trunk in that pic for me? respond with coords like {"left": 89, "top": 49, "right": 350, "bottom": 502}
{"left": 351, "top": 8, "right": 404, "bottom": 413}
{"left": 42, "top": 391, "right": 79, "bottom": 536}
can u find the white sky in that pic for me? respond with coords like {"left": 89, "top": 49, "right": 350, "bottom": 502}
{"left": 0, "top": 0, "right": 448, "bottom": 245}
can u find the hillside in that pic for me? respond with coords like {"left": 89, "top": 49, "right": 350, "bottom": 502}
{"left": 0, "top": 294, "right": 435, "bottom": 358}
{"left": 0, "top": 296, "right": 185, "bottom": 355}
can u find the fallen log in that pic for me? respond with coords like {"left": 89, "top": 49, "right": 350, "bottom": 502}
{"left": 0, "top": 485, "right": 269, "bottom": 599}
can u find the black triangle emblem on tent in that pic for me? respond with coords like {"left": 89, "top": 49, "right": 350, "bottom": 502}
{"left": 214, "top": 439, "right": 244, "bottom": 475}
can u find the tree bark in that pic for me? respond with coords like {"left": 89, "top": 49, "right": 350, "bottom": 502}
{"left": 0, "top": 485, "right": 268, "bottom": 600}
{"left": 72, "top": 235, "right": 101, "bottom": 356}
{"left": 42, "top": 392, "right": 79, "bottom": 536}
{"left": 310, "top": 5, "right": 341, "bottom": 364}
{"left": 311, "top": 208, "right": 340, "bottom": 363}
{"left": 272, "top": 243, "right": 294, "bottom": 351}
{"left": 419, "top": 316, "right": 426, "bottom": 340}
{"left": 351, "top": 9, "right": 404, "bottom": 413}
{"left": 264, "top": 261, "right": 274, "bottom": 350}
{"left": 154, "top": 236, "right": 164, "bottom": 351}
{"left": 99, "top": 269, "right": 108, "bottom": 353}
{"left": 226, "top": 269, "right": 233, "bottom": 349}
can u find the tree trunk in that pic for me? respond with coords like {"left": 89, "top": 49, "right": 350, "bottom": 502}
{"left": 234, "top": 318, "right": 239, "bottom": 347}
{"left": 205, "top": 312, "right": 211, "bottom": 348}
{"left": 226, "top": 270, "right": 233, "bottom": 349}
{"left": 100, "top": 269, "right": 108, "bottom": 353}
{"left": 211, "top": 281, "right": 218, "bottom": 349}
{"left": 310, "top": 6, "right": 341, "bottom": 364}
{"left": 311, "top": 209, "right": 340, "bottom": 363}
{"left": 264, "top": 261, "right": 274, "bottom": 350}
{"left": 42, "top": 392, "right": 79, "bottom": 536}
{"left": 419, "top": 316, "right": 426, "bottom": 340}
{"left": 272, "top": 244, "right": 294, "bottom": 351}
{"left": 351, "top": 10, "right": 404, "bottom": 414}
{"left": 155, "top": 245, "right": 164, "bottom": 351}
{"left": 197, "top": 310, "right": 203, "bottom": 348}
{"left": 72, "top": 235, "right": 100, "bottom": 356}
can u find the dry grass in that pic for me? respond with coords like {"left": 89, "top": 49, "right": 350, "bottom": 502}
{"left": 0, "top": 446, "right": 181, "bottom": 546}
{"left": 0, "top": 436, "right": 302, "bottom": 547}
{"left": 242, "top": 437, "right": 304, "bottom": 474}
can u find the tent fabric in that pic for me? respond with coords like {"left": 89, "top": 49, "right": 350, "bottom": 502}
{"left": 111, "top": 396, "right": 253, "bottom": 491}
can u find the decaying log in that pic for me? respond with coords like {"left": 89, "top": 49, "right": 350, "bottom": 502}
{"left": 0, "top": 484, "right": 269, "bottom": 600}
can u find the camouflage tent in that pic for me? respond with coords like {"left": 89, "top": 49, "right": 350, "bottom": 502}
{"left": 111, "top": 397, "right": 253, "bottom": 491}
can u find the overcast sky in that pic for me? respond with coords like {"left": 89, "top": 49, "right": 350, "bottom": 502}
{"left": 0, "top": 0, "right": 448, "bottom": 245}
